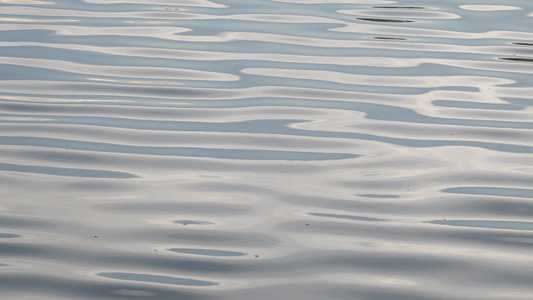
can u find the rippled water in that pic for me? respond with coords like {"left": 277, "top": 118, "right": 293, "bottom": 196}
{"left": 1, "top": 0, "right": 533, "bottom": 299}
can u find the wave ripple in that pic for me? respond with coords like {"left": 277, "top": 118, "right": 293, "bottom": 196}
{"left": 1, "top": 0, "right": 533, "bottom": 299}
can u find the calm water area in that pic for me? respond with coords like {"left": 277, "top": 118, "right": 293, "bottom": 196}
{"left": 1, "top": 0, "right": 533, "bottom": 299}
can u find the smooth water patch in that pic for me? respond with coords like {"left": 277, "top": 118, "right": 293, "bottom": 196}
{"left": 432, "top": 100, "right": 523, "bottom": 111}
{"left": 0, "top": 216, "right": 57, "bottom": 229}
{"left": 309, "top": 213, "right": 387, "bottom": 222}
{"left": 357, "top": 194, "right": 400, "bottom": 199}
{"left": 168, "top": 248, "right": 247, "bottom": 257}
{"left": 442, "top": 187, "right": 533, "bottom": 199}
{"left": 0, "top": 137, "right": 358, "bottom": 161}
{"left": 0, "top": 162, "right": 137, "bottom": 179}
{"left": 0, "top": 233, "right": 20, "bottom": 238}
{"left": 174, "top": 220, "right": 214, "bottom": 226}
{"left": 98, "top": 272, "right": 218, "bottom": 287}
{"left": 427, "top": 219, "right": 533, "bottom": 231}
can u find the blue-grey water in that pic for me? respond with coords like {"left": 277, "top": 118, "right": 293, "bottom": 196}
{"left": 1, "top": 0, "right": 533, "bottom": 299}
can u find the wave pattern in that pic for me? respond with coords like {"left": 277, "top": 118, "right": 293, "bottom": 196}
{"left": 1, "top": 0, "right": 533, "bottom": 299}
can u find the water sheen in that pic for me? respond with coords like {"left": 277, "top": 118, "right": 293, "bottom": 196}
{"left": 1, "top": 0, "right": 533, "bottom": 299}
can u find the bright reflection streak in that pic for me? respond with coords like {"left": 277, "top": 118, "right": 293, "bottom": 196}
{"left": 460, "top": 5, "right": 522, "bottom": 11}
{"left": 0, "top": 18, "right": 78, "bottom": 23}
{"left": 0, "top": 0, "right": 53, "bottom": 4}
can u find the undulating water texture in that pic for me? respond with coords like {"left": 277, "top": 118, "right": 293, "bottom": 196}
{"left": 1, "top": 0, "right": 533, "bottom": 299}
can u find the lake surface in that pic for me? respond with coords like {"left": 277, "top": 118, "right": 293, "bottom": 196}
{"left": 1, "top": 0, "right": 533, "bottom": 299}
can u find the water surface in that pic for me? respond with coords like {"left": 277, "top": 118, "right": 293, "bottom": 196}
{"left": 1, "top": 0, "right": 533, "bottom": 299}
